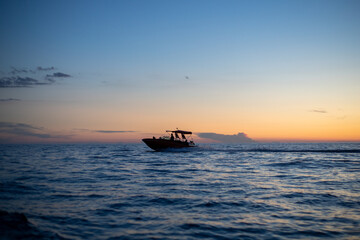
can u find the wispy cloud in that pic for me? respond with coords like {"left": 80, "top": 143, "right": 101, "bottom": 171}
{"left": 10, "top": 67, "right": 35, "bottom": 75}
{"left": 0, "top": 76, "right": 55, "bottom": 88}
{"left": 37, "top": 66, "right": 55, "bottom": 71}
{"left": 10, "top": 66, "right": 54, "bottom": 73}
{"left": 0, "top": 67, "right": 71, "bottom": 88}
{"left": 0, "top": 122, "right": 71, "bottom": 140}
{"left": 0, "top": 98, "right": 21, "bottom": 102}
{"left": 197, "top": 132, "right": 255, "bottom": 143}
{"left": 95, "top": 130, "right": 136, "bottom": 133}
{"left": 74, "top": 129, "right": 136, "bottom": 133}
{"left": 46, "top": 72, "right": 71, "bottom": 78}
{"left": 45, "top": 72, "right": 71, "bottom": 82}
{"left": 0, "top": 122, "right": 50, "bottom": 138}
{"left": 309, "top": 109, "right": 327, "bottom": 114}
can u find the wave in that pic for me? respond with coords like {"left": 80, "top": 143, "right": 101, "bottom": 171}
{"left": 0, "top": 210, "right": 67, "bottom": 239}
{"left": 198, "top": 147, "right": 360, "bottom": 154}
{"left": 244, "top": 149, "right": 360, "bottom": 153}
{"left": 1, "top": 143, "right": 359, "bottom": 239}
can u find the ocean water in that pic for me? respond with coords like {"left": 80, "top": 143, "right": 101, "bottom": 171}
{"left": 0, "top": 143, "right": 360, "bottom": 239}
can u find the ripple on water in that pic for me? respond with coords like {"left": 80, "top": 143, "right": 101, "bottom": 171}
{"left": 0, "top": 143, "right": 359, "bottom": 239}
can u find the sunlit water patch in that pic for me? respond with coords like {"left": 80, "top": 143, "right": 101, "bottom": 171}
{"left": 0, "top": 143, "right": 359, "bottom": 239}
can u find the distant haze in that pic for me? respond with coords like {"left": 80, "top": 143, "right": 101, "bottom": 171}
{"left": 197, "top": 132, "right": 255, "bottom": 143}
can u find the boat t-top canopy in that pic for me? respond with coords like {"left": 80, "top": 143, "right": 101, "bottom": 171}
{"left": 166, "top": 130, "right": 192, "bottom": 135}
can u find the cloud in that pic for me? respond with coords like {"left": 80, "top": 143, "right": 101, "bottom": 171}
{"left": 0, "top": 98, "right": 21, "bottom": 102}
{"left": 0, "top": 122, "right": 70, "bottom": 139}
{"left": 309, "top": 109, "right": 327, "bottom": 114}
{"left": 8, "top": 66, "right": 56, "bottom": 74}
{"left": 74, "top": 128, "right": 136, "bottom": 133}
{"left": 197, "top": 132, "right": 255, "bottom": 143}
{"left": 0, "top": 67, "right": 71, "bottom": 88}
{"left": 10, "top": 67, "right": 35, "bottom": 75}
{"left": 10, "top": 66, "right": 55, "bottom": 73}
{"left": 45, "top": 72, "right": 71, "bottom": 82}
{"left": 46, "top": 72, "right": 71, "bottom": 78}
{"left": 0, "top": 76, "right": 55, "bottom": 88}
{"left": 95, "top": 130, "right": 136, "bottom": 133}
{"left": 37, "top": 66, "right": 55, "bottom": 71}
{"left": 0, "top": 122, "right": 52, "bottom": 138}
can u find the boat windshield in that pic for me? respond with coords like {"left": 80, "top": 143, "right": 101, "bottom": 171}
{"left": 163, "top": 130, "right": 193, "bottom": 142}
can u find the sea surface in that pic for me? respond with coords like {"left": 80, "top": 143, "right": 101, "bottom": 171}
{"left": 0, "top": 143, "right": 360, "bottom": 239}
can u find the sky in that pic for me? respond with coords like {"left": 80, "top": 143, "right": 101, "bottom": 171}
{"left": 0, "top": 0, "right": 359, "bottom": 143}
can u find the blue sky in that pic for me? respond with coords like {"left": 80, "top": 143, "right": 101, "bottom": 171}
{"left": 2, "top": 0, "right": 359, "bottom": 75}
{"left": 0, "top": 0, "right": 359, "bottom": 143}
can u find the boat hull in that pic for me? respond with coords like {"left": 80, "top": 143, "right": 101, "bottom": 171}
{"left": 142, "top": 138, "right": 194, "bottom": 151}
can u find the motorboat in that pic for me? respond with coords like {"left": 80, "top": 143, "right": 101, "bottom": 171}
{"left": 142, "top": 129, "right": 196, "bottom": 151}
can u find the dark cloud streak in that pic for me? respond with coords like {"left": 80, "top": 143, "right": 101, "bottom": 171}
{"left": 46, "top": 72, "right": 71, "bottom": 78}
{"left": 10, "top": 67, "right": 35, "bottom": 75}
{"left": 0, "top": 76, "right": 55, "bottom": 88}
{"left": 95, "top": 130, "right": 136, "bottom": 133}
{"left": 0, "top": 122, "right": 70, "bottom": 139}
{"left": 73, "top": 129, "right": 136, "bottom": 133}
{"left": 310, "top": 109, "right": 327, "bottom": 114}
{"left": 0, "top": 67, "right": 71, "bottom": 88}
{"left": 0, "top": 98, "right": 21, "bottom": 102}
{"left": 37, "top": 66, "right": 55, "bottom": 71}
{"left": 0, "top": 122, "right": 51, "bottom": 138}
{"left": 45, "top": 72, "right": 71, "bottom": 82}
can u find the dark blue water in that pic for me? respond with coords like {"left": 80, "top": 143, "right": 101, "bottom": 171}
{"left": 1, "top": 143, "right": 360, "bottom": 239}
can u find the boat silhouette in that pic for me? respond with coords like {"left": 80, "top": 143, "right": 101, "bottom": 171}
{"left": 142, "top": 129, "right": 196, "bottom": 151}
